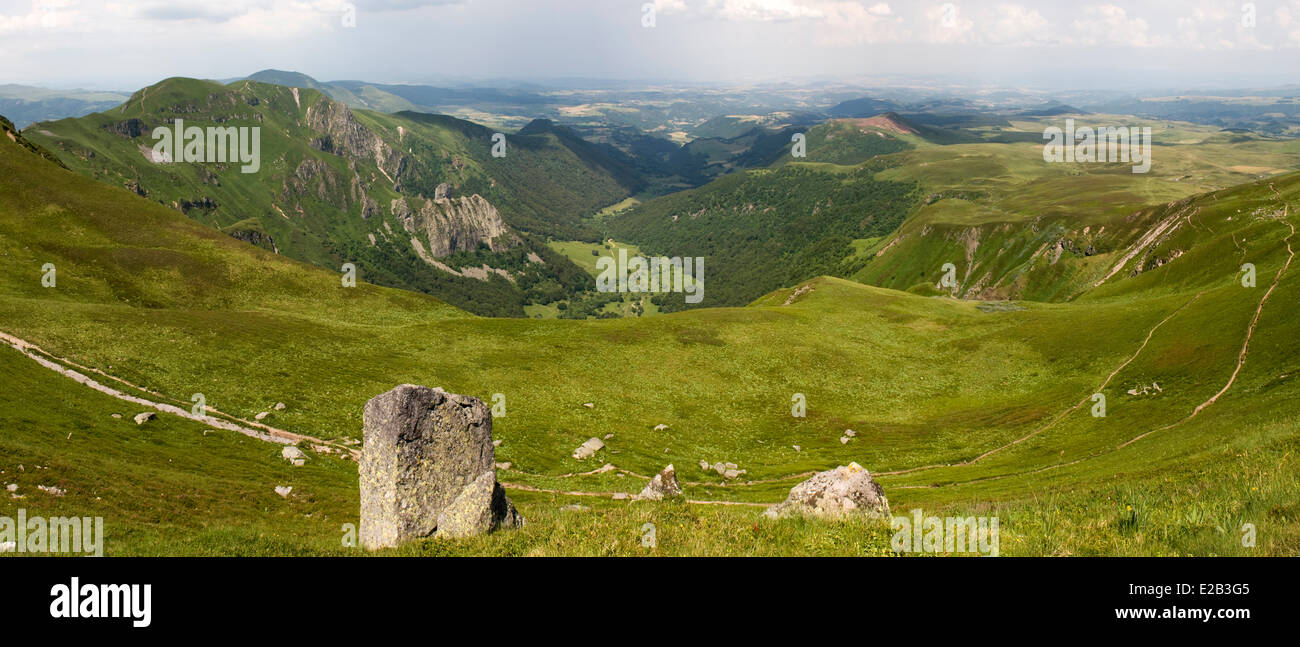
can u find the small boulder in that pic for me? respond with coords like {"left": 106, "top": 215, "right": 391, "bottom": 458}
{"left": 282, "top": 446, "right": 306, "bottom": 463}
{"left": 572, "top": 437, "right": 605, "bottom": 460}
{"left": 110, "top": 414, "right": 122, "bottom": 419}
{"left": 639, "top": 465, "right": 682, "bottom": 500}
{"left": 255, "top": 412, "right": 271, "bottom": 421}
{"left": 133, "top": 412, "right": 156, "bottom": 425}
{"left": 653, "top": 424, "right": 669, "bottom": 431}
{"left": 274, "top": 402, "right": 287, "bottom": 411}
{"left": 274, "top": 486, "right": 292, "bottom": 498}
{"left": 764, "top": 463, "right": 889, "bottom": 520}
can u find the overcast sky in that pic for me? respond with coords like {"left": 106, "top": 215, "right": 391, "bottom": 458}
{"left": 3, "top": 0, "right": 1300, "bottom": 91}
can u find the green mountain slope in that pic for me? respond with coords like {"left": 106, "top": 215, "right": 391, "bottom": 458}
{"left": 21, "top": 78, "right": 644, "bottom": 316}
{"left": 4, "top": 109, "right": 1300, "bottom": 556}
{"left": 608, "top": 160, "right": 919, "bottom": 310}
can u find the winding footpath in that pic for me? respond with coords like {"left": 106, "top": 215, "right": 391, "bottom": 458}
{"left": 0, "top": 329, "right": 357, "bottom": 457}
{"left": 2, "top": 187, "right": 1291, "bottom": 501}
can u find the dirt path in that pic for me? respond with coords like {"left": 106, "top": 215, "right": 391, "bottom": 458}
{"left": 877, "top": 291, "right": 1204, "bottom": 477}
{"left": 0, "top": 329, "right": 357, "bottom": 457}
{"left": 900, "top": 186, "right": 1295, "bottom": 489}
{"left": 8, "top": 188, "right": 1289, "bottom": 500}
{"left": 1119, "top": 184, "right": 1295, "bottom": 448}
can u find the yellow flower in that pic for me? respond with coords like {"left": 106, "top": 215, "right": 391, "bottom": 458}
{"left": 1126, "top": 505, "right": 1133, "bottom": 511}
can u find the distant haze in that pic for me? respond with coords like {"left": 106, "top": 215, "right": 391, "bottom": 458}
{"left": 2, "top": 0, "right": 1300, "bottom": 90}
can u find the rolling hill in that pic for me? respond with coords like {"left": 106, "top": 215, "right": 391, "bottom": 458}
{"left": 3, "top": 107, "right": 1298, "bottom": 555}
{"left": 20, "top": 77, "right": 645, "bottom": 316}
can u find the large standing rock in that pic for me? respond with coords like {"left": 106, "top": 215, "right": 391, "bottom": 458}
{"left": 639, "top": 464, "right": 682, "bottom": 500}
{"left": 763, "top": 463, "right": 889, "bottom": 520}
{"left": 360, "top": 385, "right": 521, "bottom": 549}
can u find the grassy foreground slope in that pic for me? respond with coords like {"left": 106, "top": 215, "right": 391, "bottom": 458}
{"left": 1, "top": 119, "right": 1298, "bottom": 555}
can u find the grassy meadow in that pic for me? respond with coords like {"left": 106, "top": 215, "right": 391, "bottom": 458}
{"left": 2, "top": 110, "right": 1299, "bottom": 556}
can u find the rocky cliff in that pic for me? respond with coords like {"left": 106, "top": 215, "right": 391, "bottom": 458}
{"left": 394, "top": 192, "right": 516, "bottom": 258}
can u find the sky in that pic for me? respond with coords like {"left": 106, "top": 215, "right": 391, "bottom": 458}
{"left": 2, "top": 0, "right": 1300, "bottom": 91}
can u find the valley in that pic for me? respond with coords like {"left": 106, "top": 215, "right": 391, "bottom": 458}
{"left": 3, "top": 95, "right": 1299, "bottom": 555}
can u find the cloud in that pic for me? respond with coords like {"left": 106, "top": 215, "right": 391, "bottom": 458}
{"left": 1071, "top": 4, "right": 1160, "bottom": 47}
{"left": 982, "top": 4, "right": 1051, "bottom": 46}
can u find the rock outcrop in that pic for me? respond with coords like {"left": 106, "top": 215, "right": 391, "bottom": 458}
{"left": 639, "top": 465, "right": 682, "bottom": 500}
{"left": 304, "top": 98, "right": 406, "bottom": 183}
{"left": 394, "top": 194, "right": 516, "bottom": 258}
{"left": 359, "top": 385, "right": 522, "bottom": 549}
{"left": 764, "top": 463, "right": 889, "bottom": 520}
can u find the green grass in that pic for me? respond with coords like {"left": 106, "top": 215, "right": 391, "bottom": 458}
{"left": 2, "top": 115, "right": 1299, "bottom": 556}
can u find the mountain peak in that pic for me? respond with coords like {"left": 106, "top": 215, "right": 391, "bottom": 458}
{"left": 246, "top": 69, "right": 323, "bottom": 90}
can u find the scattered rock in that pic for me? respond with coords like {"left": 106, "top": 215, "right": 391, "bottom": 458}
{"left": 764, "top": 462, "right": 889, "bottom": 520}
{"left": 639, "top": 465, "right": 682, "bottom": 500}
{"left": 572, "top": 437, "right": 605, "bottom": 460}
{"left": 582, "top": 402, "right": 595, "bottom": 409}
{"left": 653, "top": 424, "right": 670, "bottom": 431}
{"left": 783, "top": 284, "right": 815, "bottom": 305}
{"left": 495, "top": 461, "right": 512, "bottom": 471}
{"left": 723, "top": 469, "right": 744, "bottom": 479}
{"left": 699, "top": 460, "right": 711, "bottom": 471}
{"left": 560, "top": 504, "right": 590, "bottom": 512}
{"left": 291, "top": 459, "right": 305, "bottom": 467}
{"left": 792, "top": 445, "right": 802, "bottom": 452}
{"left": 110, "top": 414, "right": 122, "bottom": 419}
{"left": 612, "top": 492, "right": 629, "bottom": 500}
{"left": 359, "top": 385, "right": 520, "bottom": 549}
{"left": 274, "top": 486, "right": 292, "bottom": 498}
{"left": 492, "top": 439, "right": 502, "bottom": 447}
{"left": 274, "top": 402, "right": 287, "bottom": 411}
{"left": 37, "top": 485, "right": 66, "bottom": 496}
{"left": 133, "top": 412, "right": 155, "bottom": 425}
{"left": 282, "top": 446, "right": 306, "bottom": 463}
{"left": 840, "top": 437, "right": 851, "bottom": 445}
{"left": 604, "top": 433, "right": 615, "bottom": 440}
{"left": 255, "top": 412, "right": 271, "bottom": 421}
{"left": 844, "top": 429, "right": 857, "bottom": 437}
